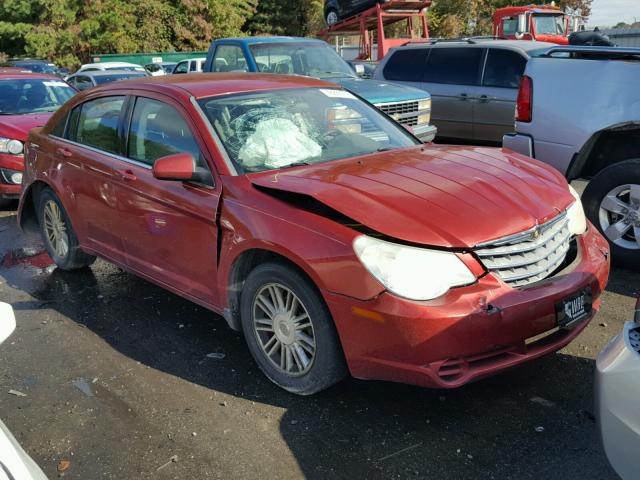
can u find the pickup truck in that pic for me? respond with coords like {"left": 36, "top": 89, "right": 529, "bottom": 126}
{"left": 503, "top": 46, "right": 640, "bottom": 269}
{"left": 203, "top": 37, "right": 437, "bottom": 142}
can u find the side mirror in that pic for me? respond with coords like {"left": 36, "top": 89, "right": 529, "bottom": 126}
{"left": 152, "top": 153, "right": 213, "bottom": 186}
{"left": 0, "top": 303, "right": 16, "bottom": 345}
{"left": 517, "top": 14, "right": 529, "bottom": 34}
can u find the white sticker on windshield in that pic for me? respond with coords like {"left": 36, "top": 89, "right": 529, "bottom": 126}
{"left": 43, "top": 81, "right": 68, "bottom": 88}
{"left": 319, "top": 89, "right": 355, "bottom": 99}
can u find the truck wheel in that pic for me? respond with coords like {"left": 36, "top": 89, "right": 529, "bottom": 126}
{"left": 582, "top": 159, "right": 640, "bottom": 270}
{"left": 37, "top": 188, "right": 96, "bottom": 270}
{"left": 326, "top": 8, "right": 339, "bottom": 26}
{"left": 240, "top": 262, "right": 347, "bottom": 395}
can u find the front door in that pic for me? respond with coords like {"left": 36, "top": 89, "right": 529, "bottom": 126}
{"left": 111, "top": 94, "right": 221, "bottom": 305}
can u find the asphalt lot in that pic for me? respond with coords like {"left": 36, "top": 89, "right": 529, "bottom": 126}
{"left": 0, "top": 201, "right": 636, "bottom": 480}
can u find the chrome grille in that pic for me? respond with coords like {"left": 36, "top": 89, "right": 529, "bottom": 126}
{"left": 474, "top": 213, "right": 572, "bottom": 288}
{"left": 375, "top": 100, "right": 425, "bottom": 127}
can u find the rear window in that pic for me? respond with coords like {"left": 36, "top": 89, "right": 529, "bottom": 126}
{"left": 482, "top": 48, "right": 526, "bottom": 88}
{"left": 93, "top": 73, "right": 146, "bottom": 85}
{"left": 424, "top": 48, "right": 484, "bottom": 85}
{"left": 383, "top": 49, "right": 428, "bottom": 82}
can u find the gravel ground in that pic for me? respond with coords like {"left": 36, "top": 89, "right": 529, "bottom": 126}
{"left": 0, "top": 203, "right": 636, "bottom": 479}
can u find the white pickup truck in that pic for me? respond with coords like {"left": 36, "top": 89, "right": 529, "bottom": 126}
{"left": 504, "top": 46, "right": 640, "bottom": 269}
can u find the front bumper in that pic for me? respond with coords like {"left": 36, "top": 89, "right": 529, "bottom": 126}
{"left": 325, "top": 225, "right": 610, "bottom": 388}
{"left": 412, "top": 123, "right": 437, "bottom": 143}
{"left": 0, "top": 153, "right": 24, "bottom": 199}
{"left": 596, "top": 317, "right": 640, "bottom": 480}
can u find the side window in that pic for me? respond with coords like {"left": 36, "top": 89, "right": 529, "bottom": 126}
{"left": 127, "top": 97, "right": 204, "bottom": 168}
{"left": 383, "top": 49, "right": 428, "bottom": 82}
{"left": 174, "top": 62, "right": 188, "bottom": 74}
{"left": 71, "top": 96, "right": 125, "bottom": 154}
{"left": 482, "top": 49, "right": 527, "bottom": 88}
{"left": 502, "top": 17, "right": 518, "bottom": 36}
{"left": 424, "top": 48, "right": 484, "bottom": 85}
{"left": 50, "top": 112, "right": 68, "bottom": 137}
{"left": 212, "top": 45, "right": 247, "bottom": 72}
{"left": 75, "top": 76, "right": 94, "bottom": 91}
{"left": 189, "top": 61, "right": 197, "bottom": 72}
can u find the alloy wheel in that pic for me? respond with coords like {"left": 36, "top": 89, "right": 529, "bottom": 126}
{"left": 598, "top": 183, "right": 640, "bottom": 250}
{"left": 252, "top": 283, "right": 316, "bottom": 376}
{"left": 43, "top": 200, "right": 69, "bottom": 258}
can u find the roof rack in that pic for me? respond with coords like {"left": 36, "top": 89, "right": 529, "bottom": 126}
{"left": 541, "top": 45, "right": 640, "bottom": 58}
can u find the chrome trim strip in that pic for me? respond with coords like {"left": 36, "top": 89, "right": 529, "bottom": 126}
{"left": 49, "top": 135, "right": 152, "bottom": 170}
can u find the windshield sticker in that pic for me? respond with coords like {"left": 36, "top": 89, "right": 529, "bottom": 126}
{"left": 43, "top": 81, "right": 69, "bottom": 88}
{"left": 319, "top": 89, "right": 355, "bottom": 99}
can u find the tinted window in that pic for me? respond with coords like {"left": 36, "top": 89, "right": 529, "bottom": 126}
{"left": 189, "top": 61, "right": 198, "bottom": 72}
{"left": 424, "top": 48, "right": 483, "bottom": 85}
{"left": 213, "top": 45, "right": 247, "bottom": 72}
{"left": 383, "top": 49, "right": 428, "bottom": 82}
{"left": 127, "top": 97, "right": 203, "bottom": 167}
{"left": 482, "top": 49, "right": 527, "bottom": 88}
{"left": 50, "top": 112, "right": 68, "bottom": 137}
{"left": 72, "top": 96, "right": 125, "bottom": 154}
{"left": 93, "top": 73, "right": 146, "bottom": 85}
{"left": 74, "top": 76, "right": 94, "bottom": 91}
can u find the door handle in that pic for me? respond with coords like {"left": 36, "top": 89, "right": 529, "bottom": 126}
{"left": 459, "top": 93, "right": 469, "bottom": 101}
{"left": 55, "top": 147, "right": 73, "bottom": 158}
{"left": 478, "top": 95, "right": 495, "bottom": 103}
{"left": 117, "top": 169, "right": 137, "bottom": 181}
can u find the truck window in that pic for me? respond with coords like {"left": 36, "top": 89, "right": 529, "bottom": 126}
{"left": 482, "top": 49, "right": 526, "bottom": 88}
{"left": 424, "top": 48, "right": 483, "bottom": 86}
{"left": 533, "top": 15, "right": 565, "bottom": 35}
{"left": 502, "top": 17, "right": 518, "bottom": 36}
{"left": 383, "top": 49, "right": 428, "bottom": 82}
{"left": 213, "top": 45, "right": 247, "bottom": 72}
{"left": 249, "top": 43, "right": 353, "bottom": 77}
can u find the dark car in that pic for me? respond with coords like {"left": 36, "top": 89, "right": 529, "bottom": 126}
{"left": 65, "top": 70, "right": 148, "bottom": 91}
{"left": 324, "top": 0, "right": 388, "bottom": 25}
{"left": 2, "top": 59, "right": 62, "bottom": 77}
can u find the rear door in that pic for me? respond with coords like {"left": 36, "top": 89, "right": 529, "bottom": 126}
{"left": 421, "top": 47, "right": 484, "bottom": 141}
{"left": 110, "top": 93, "right": 221, "bottom": 304}
{"left": 474, "top": 47, "right": 527, "bottom": 143}
{"left": 54, "top": 95, "right": 127, "bottom": 261}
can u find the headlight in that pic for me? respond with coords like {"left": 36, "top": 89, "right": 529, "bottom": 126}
{"left": 567, "top": 185, "right": 587, "bottom": 235}
{"left": 0, "top": 138, "right": 24, "bottom": 155}
{"left": 418, "top": 98, "right": 431, "bottom": 111}
{"left": 353, "top": 235, "right": 476, "bottom": 301}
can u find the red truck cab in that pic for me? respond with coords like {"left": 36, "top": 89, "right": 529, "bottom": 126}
{"left": 494, "top": 5, "right": 571, "bottom": 45}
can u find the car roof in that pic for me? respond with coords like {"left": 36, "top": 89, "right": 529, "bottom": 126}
{"left": 81, "top": 62, "right": 142, "bottom": 68}
{"left": 71, "top": 70, "right": 147, "bottom": 77}
{"left": 219, "top": 36, "right": 326, "bottom": 45}
{"left": 399, "top": 39, "right": 557, "bottom": 53}
{"left": 88, "top": 72, "right": 340, "bottom": 99}
{"left": 0, "top": 71, "right": 63, "bottom": 80}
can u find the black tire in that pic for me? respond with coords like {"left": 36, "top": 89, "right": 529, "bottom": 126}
{"left": 36, "top": 188, "right": 95, "bottom": 270}
{"left": 240, "top": 262, "right": 347, "bottom": 395}
{"left": 582, "top": 159, "right": 640, "bottom": 270}
{"left": 326, "top": 8, "right": 339, "bottom": 26}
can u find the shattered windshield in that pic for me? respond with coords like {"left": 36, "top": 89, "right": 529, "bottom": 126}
{"left": 249, "top": 43, "right": 355, "bottom": 78}
{"left": 533, "top": 14, "right": 565, "bottom": 35}
{"left": 0, "top": 78, "right": 75, "bottom": 115}
{"left": 199, "top": 87, "right": 419, "bottom": 174}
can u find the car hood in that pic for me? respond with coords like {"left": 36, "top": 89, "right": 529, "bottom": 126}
{"left": 249, "top": 145, "right": 574, "bottom": 248}
{"left": 320, "top": 75, "right": 430, "bottom": 104}
{"left": 0, "top": 113, "right": 53, "bottom": 141}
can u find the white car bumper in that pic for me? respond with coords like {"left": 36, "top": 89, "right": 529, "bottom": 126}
{"left": 595, "top": 317, "right": 640, "bottom": 480}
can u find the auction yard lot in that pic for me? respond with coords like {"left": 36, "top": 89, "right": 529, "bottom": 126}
{"left": 0, "top": 204, "right": 636, "bottom": 480}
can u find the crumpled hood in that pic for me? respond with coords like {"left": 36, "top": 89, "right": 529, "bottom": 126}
{"left": 0, "top": 113, "right": 53, "bottom": 141}
{"left": 322, "top": 76, "right": 430, "bottom": 104}
{"left": 249, "top": 145, "right": 574, "bottom": 248}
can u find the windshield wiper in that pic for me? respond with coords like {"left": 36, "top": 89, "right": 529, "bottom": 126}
{"left": 283, "top": 161, "right": 311, "bottom": 168}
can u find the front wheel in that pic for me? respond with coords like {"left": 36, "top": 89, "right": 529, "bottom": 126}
{"left": 37, "top": 188, "right": 95, "bottom": 270}
{"left": 240, "top": 262, "right": 347, "bottom": 395}
{"left": 582, "top": 159, "right": 640, "bottom": 270}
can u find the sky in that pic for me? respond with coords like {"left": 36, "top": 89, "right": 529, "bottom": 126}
{"left": 586, "top": 0, "right": 640, "bottom": 28}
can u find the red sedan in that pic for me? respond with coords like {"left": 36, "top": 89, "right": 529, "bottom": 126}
{"left": 18, "top": 74, "right": 610, "bottom": 394}
{"left": 0, "top": 71, "right": 75, "bottom": 207}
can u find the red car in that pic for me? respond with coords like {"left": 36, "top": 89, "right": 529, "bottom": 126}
{"left": 18, "top": 74, "right": 610, "bottom": 395}
{"left": 0, "top": 71, "right": 75, "bottom": 207}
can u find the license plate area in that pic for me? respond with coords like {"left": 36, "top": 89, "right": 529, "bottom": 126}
{"left": 556, "top": 287, "right": 592, "bottom": 329}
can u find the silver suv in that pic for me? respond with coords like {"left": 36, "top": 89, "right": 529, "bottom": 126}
{"left": 374, "top": 39, "right": 555, "bottom": 143}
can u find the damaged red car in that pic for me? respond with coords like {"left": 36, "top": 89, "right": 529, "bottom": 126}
{"left": 0, "top": 70, "right": 75, "bottom": 207}
{"left": 19, "top": 74, "right": 610, "bottom": 395}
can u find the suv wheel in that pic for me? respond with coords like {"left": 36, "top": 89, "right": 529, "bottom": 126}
{"left": 37, "top": 188, "right": 96, "bottom": 270}
{"left": 240, "top": 262, "right": 347, "bottom": 395}
{"left": 582, "top": 159, "right": 640, "bottom": 269}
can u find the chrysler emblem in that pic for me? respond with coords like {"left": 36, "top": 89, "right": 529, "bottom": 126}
{"left": 531, "top": 227, "right": 541, "bottom": 240}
